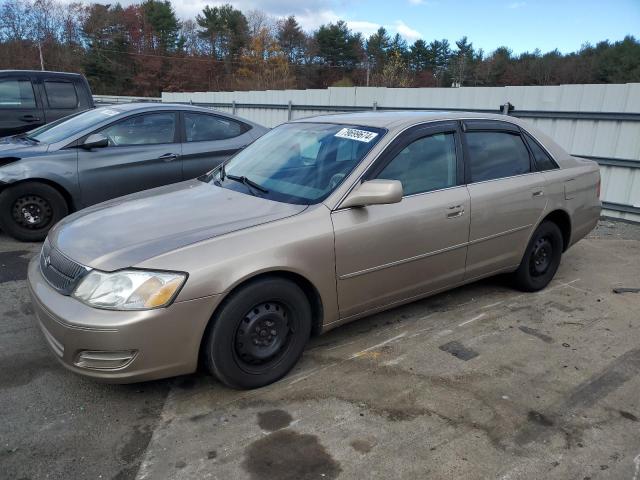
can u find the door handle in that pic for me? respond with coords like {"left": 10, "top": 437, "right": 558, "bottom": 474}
{"left": 19, "top": 115, "right": 41, "bottom": 122}
{"left": 446, "top": 205, "right": 465, "bottom": 218}
{"left": 158, "top": 153, "right": 179, "bottom": 162}
{"left": 532, "top": 189, "right": 544, "bottom": 197}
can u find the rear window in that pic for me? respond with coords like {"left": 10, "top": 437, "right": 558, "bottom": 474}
{"left": 184, "top": 113, "right": 248, "bottom": 142}
{"left": 0, "top": 78, "right": 36, "bottom": 109}
{"left": 466, "top": 131, "right": 531, "bottom": 182}
{"left": 44, "top": 80, "right": 78, "bottom": 109}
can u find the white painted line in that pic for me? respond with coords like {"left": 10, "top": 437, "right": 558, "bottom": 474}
{"left": 537, "top": 278, "right": 581, "bottom": 295}
{"left": 381, "top": 354, "right": 407, "bottom": 366}
{"left": 325, "top": 339, "right": 358, "bottom": 351}
{"left": 458, "top": 313, "right": 486, "bottom": 327}
{"left": 556, "top": 280, "right": 590, "bottom": 293}
{"left": 482, "top": 301, "right": 503, "bottom": 309}
{"left": 633, "top": 453, "right": 640, "bottom": 480}
{"left": 348, "top": 332, "right": 408, "bottom": 359}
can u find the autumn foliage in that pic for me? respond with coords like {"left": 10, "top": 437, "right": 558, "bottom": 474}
{"left": 1, "top": 0, "right": 638, "bottom": 96}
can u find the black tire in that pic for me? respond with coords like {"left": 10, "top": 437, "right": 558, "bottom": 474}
{"left": 0, "top": 182, "right": 68, "bottom": 242}
{"left": 513, "top": 221, "right": 563, "bottom": 292}
{"left": 203, "top": 277, "right": 312, "bottom": 389}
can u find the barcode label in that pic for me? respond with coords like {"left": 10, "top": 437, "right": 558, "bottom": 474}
{"left": 334, "top": 128, "right": 378, "bottom": 143}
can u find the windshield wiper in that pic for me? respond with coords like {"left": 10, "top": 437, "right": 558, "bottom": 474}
{"left": 13, "top": 133, "right": 39, "bottom": 143}
{"left": 225, "top": 173, "right": 269, "bottom": 195}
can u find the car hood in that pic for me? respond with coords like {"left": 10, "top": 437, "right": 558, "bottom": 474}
{"left": 49, "top": 180, "right": 307, "bottom": 271}
{"left": 0, "top": 137, "right": 49, "bottom": 156}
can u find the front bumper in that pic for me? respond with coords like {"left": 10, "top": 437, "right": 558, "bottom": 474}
{"left": 27, "top": 256, "right": 222, "bottom": 383}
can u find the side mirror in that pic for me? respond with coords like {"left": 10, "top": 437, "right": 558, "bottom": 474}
{"left": 81, "top": 133, "right": 109, "bottom": 150}
{"left": 340, "top": 179, "right": 403, "bottom": 209}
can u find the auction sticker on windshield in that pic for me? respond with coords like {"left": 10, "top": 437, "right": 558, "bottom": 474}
{"left": 334, "top": 128, "right": 379, "bottom": 143}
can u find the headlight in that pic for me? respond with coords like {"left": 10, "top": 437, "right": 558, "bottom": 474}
{"left": 72, "top": 269, "right": 187, "bottom": 310}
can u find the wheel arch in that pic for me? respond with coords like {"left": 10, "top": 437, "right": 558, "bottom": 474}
{"left": 198, "top": 269, "right": 325, "bottom": 363}
{"left": 540, "top": 209, "right": 572, "bottom": 252}
{"left": 0, "top": 178, "right": 76, "bottom": 212}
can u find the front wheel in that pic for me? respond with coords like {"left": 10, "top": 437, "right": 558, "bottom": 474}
{"left": 0, "top": 182, "right": 68, "bottom": 242}
{"left": 513, "top": 221, "right": 563, "bottom": 292}
{"left": 203, "top": 277, "right": 312, "bottom": 389}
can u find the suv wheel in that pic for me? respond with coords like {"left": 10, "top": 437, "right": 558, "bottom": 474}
{"left": 0, "top": 182, "right": 68, "bottom": 242}
{"left": 203, "top": 277, "right": 312, "bottom": 389}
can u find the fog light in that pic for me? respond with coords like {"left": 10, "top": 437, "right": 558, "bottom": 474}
{"left": 74, "top": 350, "right": 137, "bottom": 370}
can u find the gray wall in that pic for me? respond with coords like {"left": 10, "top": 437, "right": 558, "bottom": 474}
{"left": 162, "top": 84, "right": 640, "bottom": 222}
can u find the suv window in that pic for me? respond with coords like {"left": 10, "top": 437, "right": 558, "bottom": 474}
{"left": 377, "top": 132, "right": 457, "bottom": 196}
{"left": 184, "top": 112, "right": 247, "bottom": 142}
{"left": 466, "top": 131, "right": 531, "bottom": 182}
{"left": 101, "top": 113, "right": 177, "bottom": 146}
{"left": 0, "top": 78, "right": 36, "bottom": 109}
{"left": 44, "top": 81, "right": 78, "bottom": 109}
{"left": 524, "top": 132, "right": 558, "bottom": 171}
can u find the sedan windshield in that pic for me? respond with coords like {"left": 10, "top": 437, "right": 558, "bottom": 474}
{"left": 208, "top": 122, "right": 385, "bottom": 205}
{"left": 27, "top": 107, "right": 124, "bottom": 144}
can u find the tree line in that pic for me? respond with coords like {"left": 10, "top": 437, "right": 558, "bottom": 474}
{"left": 1, "top": 0, "right": 638, "bottom": 96}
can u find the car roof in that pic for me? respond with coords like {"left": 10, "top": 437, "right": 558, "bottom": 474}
{"left": 291, "top": 110, "right": 522, "bottom": 131}
{"left": 99, "top": 102, "right": 257, "bottom": 121}
{"left": 0, "top": 70, "right": 85, "bottom": 78}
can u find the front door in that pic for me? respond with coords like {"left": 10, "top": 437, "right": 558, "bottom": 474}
{"left": 332, "top": 122, "right": 470, "bottom": 319}
{"left": 77, "top": 111, "right": 182, "bottom": 207}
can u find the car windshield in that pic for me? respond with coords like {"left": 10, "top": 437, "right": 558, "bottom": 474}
{"left": 206, "top": 122, "right": 385, "bottom": 205}
{"left": 27, "top": 107, "right": 124, "bottom": 144}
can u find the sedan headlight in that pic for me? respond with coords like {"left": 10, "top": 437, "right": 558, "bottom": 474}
{"left": 72, "top": 269, "right": 187, "bottom": 310}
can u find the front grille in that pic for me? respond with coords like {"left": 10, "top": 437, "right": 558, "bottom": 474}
{"left": 40, "top": 239, "right": 89, "bottom": 295}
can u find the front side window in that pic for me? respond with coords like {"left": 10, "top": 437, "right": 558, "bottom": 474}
{"left": 466, "top": 131, "right": 531, "bottom": 182}
{"left": 184, "top": 112, "right": 247, "bottom": 142}
{"left": 206, "top": 122, "right": 385, "bottom": 205}
{"left": 101, "top": 113, "right": 177, "bottom": 146}
{"left": 44, "top": 81, "right": 78, "bottom": 109}
{"left": 0, "top": 78, "right": 36, "bottom": 109}
{"left": 377, "top": 132, "right": 457, "bottom": 195}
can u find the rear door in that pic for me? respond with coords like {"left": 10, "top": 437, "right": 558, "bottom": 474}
{"left": 0, "top": 74, "right": 45, "bottom": 136}
{"left": 332, "top": 122, "right": 470, "bottom": 318}
{"left": 462, "top": 120, "right": 548, "bottom": 281}
{"left": 77, "top": 111, "right": 182, "bottom": 207}
{"left": 180, "top": 111, "right": 253, "bottom": 179}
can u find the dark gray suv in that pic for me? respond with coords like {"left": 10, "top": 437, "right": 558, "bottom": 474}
{"left": 0, "top": 103, "right": 268, "bottom": 241}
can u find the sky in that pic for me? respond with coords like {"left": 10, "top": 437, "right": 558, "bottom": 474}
{"left": 170, "top": 0, "right": 640, "bottom": 54}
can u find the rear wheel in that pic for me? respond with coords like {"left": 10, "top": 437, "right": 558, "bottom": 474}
{"left": 203, "top": 277, "right": 312, "bottom": 389}
{"left": 0, "top": 182, "right": 68, "bottom": 242}
{"left": 513, "top": 221, "right": 563, "bottom": 292}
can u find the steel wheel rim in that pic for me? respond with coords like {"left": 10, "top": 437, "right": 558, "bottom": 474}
{"left": 11, "top": 195, "right": 53, "bottom": 229}
{"left": 234, "top": 301, "right": 293, "bottom": 372}
{"left": 530, "top": 236, "right": 553, "bottom": 277}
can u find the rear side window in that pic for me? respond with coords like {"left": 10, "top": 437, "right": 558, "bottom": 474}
{"left": 377, "top": 132, "right": 457, "bottom": 195}
{"left": 184, "top": 112, "right": 248, "bottom": 142}
{"left": 524, "top": 132, "right": 558, "bottom": 171}
{"left": 44, "top": 80, "right": 78, "bottom": 109}
{"left": 0, "top": 78, "right": 36, "bottom": 108}
{"left": 465, "top": 131, "right": 531, "bottom": 182}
